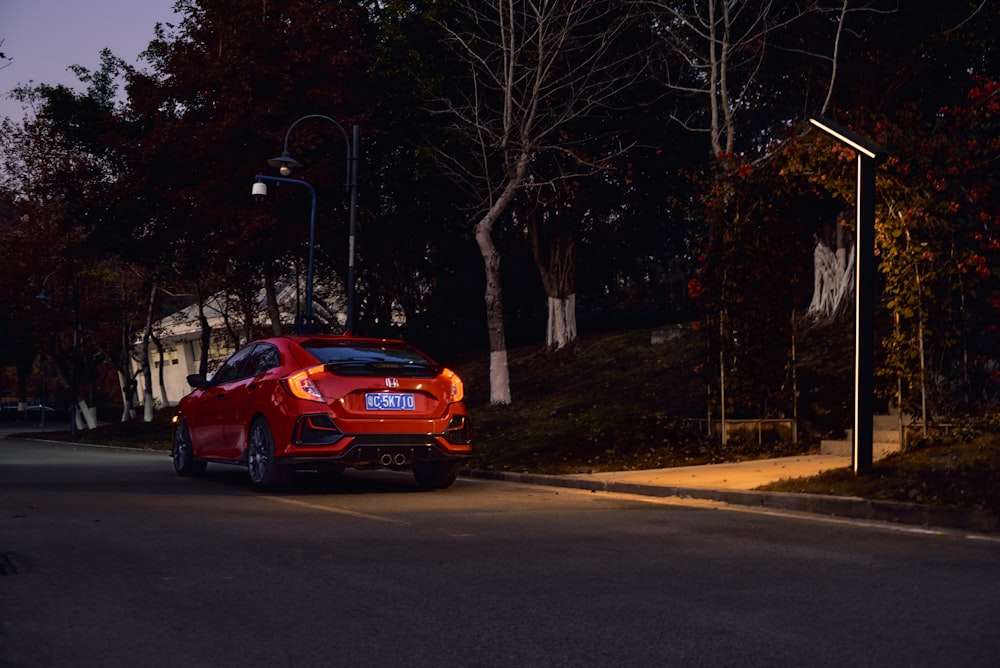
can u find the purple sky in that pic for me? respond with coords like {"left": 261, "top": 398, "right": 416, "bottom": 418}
{"left": 0, "top": 0, "right": 179, "bottom": 122}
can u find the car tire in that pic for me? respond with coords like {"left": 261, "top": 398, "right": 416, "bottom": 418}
{"left": 172, "top": 417, "right": 207, "bottom": 477}
{"left": 412, "top": 460, "right": 459, "bottom": 490}
{"left": 247, "top": 417, "right": 292, "bottom": 492}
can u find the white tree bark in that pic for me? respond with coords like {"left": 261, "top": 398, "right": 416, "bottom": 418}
{"left": 547, "top": 294, "right": 577, "bottom": 351}
{"left": 118, "top": 370, "right": 136, "bottom": 422}
{"left": 77, "top": 399, "right": 97, "bottom": 429}
{"left": 522, "top": 170, "right": 581, "bottom": 351}
{"left": 474, "top": 162, "right": 526, "bottom": 405}
{"left": 141, "top": 283, "right": 157, "bottom": 422}
{"left": 807, "top": 239, "right": 854, "bottom": 321}
{"left": 475, "top": 181, "right": 517, "bottom": 403}
{"left": 153, "top": 334, "right": 169, "bottom": 409}
{"left": 489, "top": 350, "right": 511, "bottom": 406}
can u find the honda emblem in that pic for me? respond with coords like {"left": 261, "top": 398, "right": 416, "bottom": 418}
{"left": 385, "top": 377, "right": 400, "bottom": 388}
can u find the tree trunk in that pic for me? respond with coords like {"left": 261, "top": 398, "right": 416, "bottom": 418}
{"left": 118, "top": 370, "right": 136, "bottom": 421}
{"left": 153, "top": 333, "right": 169, "bottom": 408}
{"left": 263, "top": 263, "right": 284, "bottom": 335}
{"left": 196, "top": 281, "right": 212, "bottom": 377}
{"left": 119, "top": 326, "right": 137, "bottom": 421}
{"left": 141, "top": 284, "right": 157, "bottom": 422}
{"left": 476, "top": 216, "right": 511, "bottom": 405}
{"left": 807, "top": 231, "right": 855, "bottom": 322}
{"left": 14, "top": 353, "right": 32, "bottom": 415}
{"left": 527, "top": 203, "right": 578, "bottom": 351}
{"left": 474, "top": 165, "right": 528, "bottom": 405}
{"left": 46, "top": 351, "right": 97, "bottom": 430}
{"left": 547, "top": 295, "right": 577, "bottom": 350}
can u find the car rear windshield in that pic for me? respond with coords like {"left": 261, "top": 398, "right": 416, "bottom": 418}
{"left": 301, "top": 341, "right": 439, "bottom": 377}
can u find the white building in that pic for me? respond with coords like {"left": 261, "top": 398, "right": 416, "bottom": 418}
{"left": 135, "top": 278, "right": 347, "bottom": 407}
{"left": 134, "top": 274, "right": 405, "bottom": 408}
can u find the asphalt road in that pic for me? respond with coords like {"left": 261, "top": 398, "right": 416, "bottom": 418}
{"left": 2, "top": 438, "right": 999, "bottom": 667}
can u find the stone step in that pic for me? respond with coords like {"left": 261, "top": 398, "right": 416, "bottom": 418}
{"left": 842, "top": 428, "right": 903, "bottom": 443}
{"left": 874, "top": 428, "right": 902, "bottom": 444}
{"left": 820, "top": 438, "right": 901, "bottom": 460}
{"left": 874, "top": 414, "right": 904, "bottom": 430}
{"left": 820, "top": 439, "right": 851, "bottom": 456}
{"left": 820, "top": 414, "right": 906, "bottom": 460}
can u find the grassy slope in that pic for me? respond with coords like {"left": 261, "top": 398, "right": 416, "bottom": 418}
{"left": 455, "top": 326, "right": 806, "bottom": 474}
{"left": 455, "top": 326, "right": 1000, "bottom": 513}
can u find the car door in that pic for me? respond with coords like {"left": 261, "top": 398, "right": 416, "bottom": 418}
{"left": 217, "top": 343, "right": 282, "bottom": 459}
{"left": 192, "top": 345, "right": 257, "bottom": 459}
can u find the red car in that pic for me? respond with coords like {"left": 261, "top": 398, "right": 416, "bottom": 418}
{"left": 171, "top": 335, "right": 472, "bottom": 491}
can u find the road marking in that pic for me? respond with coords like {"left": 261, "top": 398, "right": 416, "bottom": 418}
{"left": 578, "top": 489, "right": 998, "bottom": 541}
{"left": 265, "top": 496, "right": 407, "bottom": 524}
{"left": 966, "top": 533, "right": 1000, "bottom": 544}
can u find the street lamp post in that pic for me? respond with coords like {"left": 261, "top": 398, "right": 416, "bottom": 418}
{"left": 809, "top": 115, "right": 887, "bottom": 474}
{"left": 266, "top": 115, "right": 360, "bottom": 333}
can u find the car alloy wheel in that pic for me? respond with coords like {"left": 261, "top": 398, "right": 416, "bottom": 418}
{"left": 246, "top": 416, "right": 291, "bottom": 491}
{"left": 172, "top": 417, "right": 206, "bottom": 477}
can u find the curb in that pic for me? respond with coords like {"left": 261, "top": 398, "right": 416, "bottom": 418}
{"left": 465, "top": 470, "right": 999, "bottom": 535}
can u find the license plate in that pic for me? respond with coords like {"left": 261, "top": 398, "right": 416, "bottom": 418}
{"left": 365, "top": 393, "right": 416, "bottom": 411}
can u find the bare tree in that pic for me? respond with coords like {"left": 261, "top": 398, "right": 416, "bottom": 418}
{"left": 431, "top": 0, "right": 649, "bottom": 403}
{"left": 641, "top": 0, "right": 893, "bottom": 159}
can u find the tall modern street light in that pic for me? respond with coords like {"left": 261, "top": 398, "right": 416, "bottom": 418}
{"left": 809, "top": 115, "right": 887, "bottom": 473}
{"left": 266, "top": 114, "right": 360, "bottom": 333}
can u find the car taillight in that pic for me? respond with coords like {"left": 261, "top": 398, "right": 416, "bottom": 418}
{"left": 442, "top": 368, "right": 464, "bottom": 403}
{"left": 282, "top": 366, "right": 325, "bottom": 402}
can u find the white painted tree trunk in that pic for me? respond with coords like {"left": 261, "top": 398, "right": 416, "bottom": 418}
{"left": 475, "top": 163, "right": 527, "bottom": 406}
{"left": 141, "top": 284, "right": 158, "bottom": 422}
{"left": 547, "top": 294, "right": 577, "bottom": 351}
{"left": 48, "top": 359, "right": 95, "bottom": 429}
{"left": 489, "top": 350, "right": 510, "bottom": 405}
{"left": 153, "top": 336, "right": 169, "bottom": 409}
{"left": 807, "top": 240, "right": 855, "bottom": 321}
{"left": 118, "top": 370, "right": 136, "bottom": 422}
{"left": 77, "top": 399, "right": 97, "bottom": 429}
{"left": 523, "top": 193, "right": 578, "bottom": 352}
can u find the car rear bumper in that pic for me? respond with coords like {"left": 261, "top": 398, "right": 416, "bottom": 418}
{"left": 277, "top": 411, "right": 472, "bottom": 468}
{"left": 278, "top": 437, "right": 472, "bottom": 469}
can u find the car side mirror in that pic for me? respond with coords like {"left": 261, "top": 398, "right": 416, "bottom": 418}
{"left": 186, "top": 374, "right": 209, "bottom": 389}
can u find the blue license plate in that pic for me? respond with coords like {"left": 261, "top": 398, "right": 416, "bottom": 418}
{"left": 365, "top": 393, "right": 416, "bottom": 411}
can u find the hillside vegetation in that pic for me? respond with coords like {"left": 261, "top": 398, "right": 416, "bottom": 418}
{"left": 456, "top": 326, "right": 999, "bottom": 513}
{"left": 456, "top": 324, "right": 848, "bottom": 474}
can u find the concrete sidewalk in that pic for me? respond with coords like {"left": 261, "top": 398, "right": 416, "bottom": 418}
{"left": 563, "top": 454, "right": 851, "bottom": 490}
{"left": 467, "top": 454, "right": 999, "bottom": 535}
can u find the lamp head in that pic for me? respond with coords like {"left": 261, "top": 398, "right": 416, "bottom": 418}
{"left": 267, "top": 151, "right": 302, "bottom": 177}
